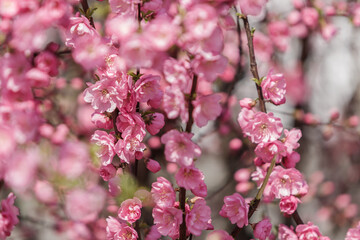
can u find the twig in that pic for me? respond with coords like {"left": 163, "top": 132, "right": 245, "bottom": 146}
{"left": 80, "top": 0, "right": 95, "bottom": 28}
{"left": 292, "top": 210, "right": 304, "bottom": 225}
{"left": 179, "top": 74, "right": 198, "bottom": 240}
{"left": 111, "top": 109, "right": 121, "bottom": 139}
{"left": 241, "top": 16, "right": 267, "bottom": 113}
{"left": 231, "top": 15, "right": 302, "bottom": 238}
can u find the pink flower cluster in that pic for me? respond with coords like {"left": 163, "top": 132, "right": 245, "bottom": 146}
{"left": 0, "top": 193, "right": 19, "bottom": 239}
{"left": 105, "top": 197, "right": 142, "bottom": 239}
{"left": 278, "top": 222, "right": 330, "bottom": 240}
{"left": 150, "top": 177, "right": 213, "bottom": 238}
{"left": 84, "top": 72, "right": 164, "bottom": 174}
{"left": 219, "top": 193, "right": 248, "bottom": 228}
{"left": 237, "top": 69, "right": 308, "bottom": 220}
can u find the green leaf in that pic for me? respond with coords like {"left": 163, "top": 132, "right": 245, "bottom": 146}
{"left": 251, "top": 77, "right": 261, "bottom": 86}
{"left": 94, "top": 74, "right": 100, "bottom": 81}
{"left": 236, "top": 13, "right": 245, "bottom": 18}
{"left": 78, "top": 8, "right": 86, "bottom": 16}
{"left": 89, "top": 7, "right": 98, "bottom": 16}
{"left": 251, "top": 27, "right": 256, "bottom": 37}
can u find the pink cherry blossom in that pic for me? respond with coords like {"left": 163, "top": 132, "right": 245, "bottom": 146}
{"left": 219, "top": 193, "right": 249, "bottom": 228}
{"left": 0, "top": 102, "right": 42, "bottom": 144}
{"left": 345, "top": 222, "right": 360, "bottom": 240}
{"left": 151, "top": 177, "right": 176, "bottom": 208}
{"left": 0, "top": 52, "right": 31, "bottom": 98}
{"left": 26, "top": 68, "right": 50, "bottom": 88}
{"left": 161, "top": 129, "right": 201, "bottom": 166}
{"left": 145, "top": 113, "right": 165, "bottom": 135}
{"left": 229, "top": 138, "right": 243, "bottom": 151}
{"left": 34, "top": 181, "right": 57, "bottom": 204}
{"left": 254, "top": 218, "right": 272, "bottom": 240}
{"left": 142, "top": 0, "right": 163, "bottom": 14}
{"left": 108, "top": 176, "right": 122, "bottom": 197}
{"left": 279, "top": 196, "right": 301, "bottom": 215}
{"left": 114, "top": 121, "right": 146, "bottom": 163}
{"left": 145, "top": 225, "right": 162, "bottom": 240}
{"left": 267, "top": 166, "right": 309, "bottom": 199}
{"left": 152, "top": 206, "right": 182, "bottom": 239}
{"left": 105, "top": 15, "right": 137, "bottom": 43}
{"left": 134, "top": 74, "right": 163, "bottom": 107}
{"left": 239, "top": 98, "right": 255, "bottom": 109}
{"left": 106, "top": 216, "right": 138, "bottom": 240}
{"left": 0, "top": 126, "right": 15, "bottom": 159}
{"left": 193, "top": 93, "right": 222, "bottom": 127}
{"left": 163, "top": 58, "right": 192, "bottom": 92}
{"left": 254, "top": 140, "right": 286, "bottom": 163}
{"left": 65, "top": 15, "right": 99, "bottom": 47}
{"left": 283, "top": 128, "right": 302, "bottom": 154}
{"left": 143, "top": 15, "right": 180, "bottom": 51}
{"left": 9, "top": 12, "right": 47, "bottom": 52}
{"left": 321, "top": 23, "right": 337, "bottom": 41}
{"left": 72, "top": 36, "right": 109, "bottom": 70}
{"left": 234, "top": 168, "right": 251, "bottom": 183}
{"left": 175, "top": 166, "right": 205, "bottom": 191}
{"left": 118, "top": 197, "right": 142, "bottom": 224}
{"left": 91, "top": 130, "right": 116, "bottom": 165}
{"left": 83, "top": 78, "right": 126, "bottom": 113}
{"left": 295, "top": 222, "right": 324, "bottom": 240}
{"left": 301, "top": 8, "right": 319, "bottom": 29}
{"left": 145, "top": 159, "right": 161, "bottom": 173}
{"left": 237, "top": 108, "right": 256, "bottom": 130}
{"left": 240, "top": 111, "right": 283, "bottom": 144}
{"left": 238, "top": 0, "right": 268, "bottom": 16}
{"left": 190, "top": 180, "right": 208, "bottom": 198}
{"left": 283, "top": 152, "right": 301, "bottom": 168}
{"left": 4, "top": 148, "right": 39, "bottom": 193}
{"left": 192, "top": 53, "right": 228, "bottom": 83}
{"left": 0, "top": 0, "right": 20, "bottom": 18}
{"left": 162, "top": 86, "right": 188, "bottom": 122}
{"left": 120, "top": 34, "right": 155, "bottom": 69}
{"left": 65, "top": 186, "right": 106, "bottom": 223}
{"left": 91, "top": 112, "right": 113, "bottom": 130}
{"left": 253, "top": 31, "right": 274, "bottom": 62}
{"left": 58, "top": 141, "right": 89, "bottom": 179}
{"left": 251, "top": 166, "right": 266, "bottom": 186}
{"left": 268, "top": 21, "right": 290, "bottom": 52}
{"left": 206, "top": 230, "right": 234, "bottom": 240}
{"left": 99, "top": 164, "right": 117, "bottom": 181}
{"left": 186, "top": 198, "right": 213, "bottom": 236}
{"left": 34, "top": 51, "right": 59, "bottom": 77}
{"left": 353, "top": 6, "right": 360, "bottom": 26}
{"left": 0, "top": 193, "right": 19, "bottom": 240}
{"left": 116, "top": 112, "right": 146, "bottom": 139}
{"left": 278, "top": 224, "right": 298, "bottom": 240}
{"left": 109, "top": 0, "right": 140, "bottom": 15}
{"left": 261, "top": 71, "right": 286, "bottom": 105}
{"left": 184, "top": 4, "right": 217, "bottom": 40}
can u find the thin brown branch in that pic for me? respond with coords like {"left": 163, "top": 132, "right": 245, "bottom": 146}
{"left": 111, "top": 109, "right": 121, "bottom": 139}
{"left": 179, "top": 74, "right": 198, "bottom": 240}
{"left": 292, "top": 210, "right": 304, "bottom": 225}
{"left": 241, "top": 16, "right": 267, "bottom": 113}
{"left": 81, "top": 0, "right": 95, "bottom": 28}
{"left": 185, "top": 74, "right": 198, "bottom": 133}
{"left": 234, "top": 15, "right": 305, "bottom": 237}
{"left": 179, "top": 187, "right": 187, "bottom": 240}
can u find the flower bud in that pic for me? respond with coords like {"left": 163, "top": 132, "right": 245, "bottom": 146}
{"left": 99, "top": 164, "right": 117, "bottom": 181}
{"left": 146, "top": 159, "right": 161, "bottom": 173}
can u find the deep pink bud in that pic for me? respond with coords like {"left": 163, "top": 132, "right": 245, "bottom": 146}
{"left": 348, "top": 116, "right": 359, "bottom": 127}
{"left": 99, "top": 164, "right": 117, "bottom": 181}
{"left": 254, "top": 218, "right": 272, "bottom": 240}
{"left": 146, "top": 159, "right": 161, "bottom": 173}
